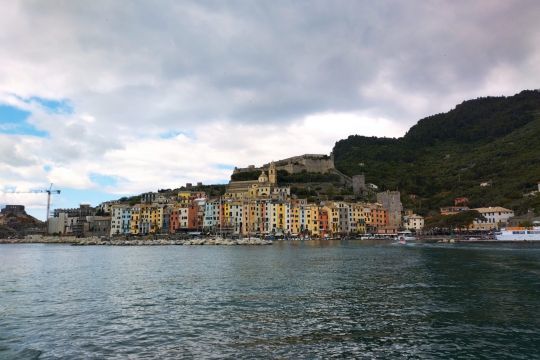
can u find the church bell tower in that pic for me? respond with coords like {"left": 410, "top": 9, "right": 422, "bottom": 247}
{"left": 269, "top": 162, "right": 277, "bottom": 185}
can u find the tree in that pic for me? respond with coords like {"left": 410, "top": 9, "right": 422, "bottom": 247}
{"left": 425, "top": 210, "right": 486, "bottom": 231}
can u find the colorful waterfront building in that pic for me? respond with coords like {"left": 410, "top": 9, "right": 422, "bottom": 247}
{"left": 364, "top": 203, "right": 388, "bottom": 233}
{"left": 179, "top": 206, "right": 189, "bottom": 229}
{"left": 110, "top": 205, "right": 131, "bottom": 236}
{"left": 318, "top": 207, "right": 329, "bottom": 237}
{"left": 130, "top": 205, "right": 141, "bottom": 235}
{"left": 203, "top": 199, "right": 221, "bottom": 231}
{"left": 148, "top": 206, "right": 164, "bottom": 234}
{"left": 170, "top": 205, "right": 181, "bottom": 233}
{"left": 349, "top": 203, "right": 367, "bottom": 234}
{"left": 323, "top": 203, "right": 339, "bottom": 235}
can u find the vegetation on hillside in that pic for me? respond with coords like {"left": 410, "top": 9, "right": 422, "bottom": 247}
{"left": 333, "top": 90, "right": 540, "bottom": 215}
{"left": 230, "top": 170, "right": 261, "bottom": 181}
{"left": 277, "top": 170, "right": 342, "bottom": 184}
{"left": 231, "top": 169, "right": 342, "bottom": 184}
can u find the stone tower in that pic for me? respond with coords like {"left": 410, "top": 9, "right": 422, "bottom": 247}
{"left": 269, "top": 162, "right": 277, "bottom": 185}
{"left": 376, "top": 191, "right": 402, "bottom": 228}
{"left": 352, "top": 174, "right": 366, "bottom": 195}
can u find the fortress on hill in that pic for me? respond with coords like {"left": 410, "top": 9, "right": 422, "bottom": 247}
{"left": 229, "top": 153, "right": 370, "bottom": 197}
{"left": 233, "top": 154, "right": 335, "bottom": 175}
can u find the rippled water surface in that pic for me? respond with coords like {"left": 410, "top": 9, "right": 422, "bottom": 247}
{"left": 1, "top": 241, "right": 540, "bottom": 359}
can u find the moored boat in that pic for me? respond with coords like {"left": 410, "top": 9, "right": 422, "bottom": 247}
{"left": 495, "top": 227, "right": 540, "bottom": 241}
{"left": 395, "top": 230, "right": 416, "bottom": 242}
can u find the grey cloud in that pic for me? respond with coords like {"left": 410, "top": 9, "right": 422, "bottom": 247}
{"left": 5, "top": 0, "right": 540, "bottom": 130}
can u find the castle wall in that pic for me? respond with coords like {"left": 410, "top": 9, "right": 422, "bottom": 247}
{"left": 233, "top": 154, "right": 335, "bottom": 175}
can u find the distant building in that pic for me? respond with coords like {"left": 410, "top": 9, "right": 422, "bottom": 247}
{"left": 141, "top": 192, "right": 157, "bottom": 204}
{"left": 97, "top": 201, "right": 118, "bottom": 214}
{"left": 524, "top": 182, "right": 540, "bottom": 197}
{"left": 86, "top": 216, "right": 111, "bottom": 236}
{"left": 404, "top": 214, "right": 424, "bottom": 231}
{"left": 471, "top": 207, "right": 514, "bottom": 231}
{"left": 507, "top": 210, "right": 540, "bottom": 227}
{"left": 1, "top": 205, "right": 26, "bottom": 216}
{"left": 440, "top": 206, "right": 470, "bottom": 216}
{"left": 53, "top": 204, "right": 95, "bottom": 218}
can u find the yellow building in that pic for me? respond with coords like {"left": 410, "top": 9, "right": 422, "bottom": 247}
{"left": 244, "top": 200, "right": 265, "bottom": 235}
{"left": 130, "top": 205, "right": 141, "bottom": 235}
{"left": 139, "top": 204, "right": 152, "bottom": 234}
{"left": 289, "top": 202, "right": 301, "bottom": 235}
{"left": 350, "top": 203, "right": 367, "bottom": 234}
{"left": 149, "top": 206, "right": 164, "bottom": 234}
{"left": 269, "top": 201, "right": 289, "bottom": 234}
{"left": 178, "top": 191, "right": 192, "bottom": 205}
{"left": 303, "top": 203, "right": 320, "bottom": 236}
{"left": 323, "top": 204, "right": 339, "bottom": 235}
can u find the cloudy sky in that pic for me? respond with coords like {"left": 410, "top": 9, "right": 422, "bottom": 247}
{"left": 1, "top": 1, "right": 539, "bottom": 219}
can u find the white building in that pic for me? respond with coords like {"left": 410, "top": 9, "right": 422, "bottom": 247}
{"left": 179, "top": 207, "right": 189, "bottom": 229}
{"left": 110, "top": 205, "right": 131, "bottom": 236}
{"left": 404, "top": 214, "right": 424, "bottom": 231}
{"left": 472, "top": 207, "right": 514, "bottom": 230}
{"left": 97, "top": 200, "right": 119, "bottom": 214}
{"left": 48, "top": 212, "right": 69, "bottom": 234}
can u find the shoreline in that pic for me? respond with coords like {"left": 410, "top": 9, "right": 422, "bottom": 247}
{"left": 2, "top": 236, "right": 540, "bottom": 246}
{"left": 0, "top": 235, "right": 273, "bottom": 246}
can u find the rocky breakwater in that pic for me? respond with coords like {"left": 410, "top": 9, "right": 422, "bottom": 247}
{"left": 0, "top": 235, "right": 81, "bottom": 244}
{"left": 0, "top": 235, "right": 273, "bottom": 246}
{"left": 77, "top": 237, "right": 273, "bottom": 246}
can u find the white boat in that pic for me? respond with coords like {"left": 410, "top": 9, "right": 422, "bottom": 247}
{"left": 495, "top": 227, "right": 540, "bottom": 241}
{"left": 395, "top": 230, "right": 416, "bottom": 242}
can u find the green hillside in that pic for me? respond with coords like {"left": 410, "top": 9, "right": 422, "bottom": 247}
{"left": 333, "top": 90, "right": 540, "bottom": 215}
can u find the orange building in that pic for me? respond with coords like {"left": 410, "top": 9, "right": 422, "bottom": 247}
{"left": 187, "top": 204, "right": 199, "bottom": 229}
{"left": 368, "top": 204, "right": 388, "bottom": 233}
{"left": 169, "top": 207, "right": 180, "bottom": 233}
{"left": 318, "top": 208, "right": 329, "bottom": 237}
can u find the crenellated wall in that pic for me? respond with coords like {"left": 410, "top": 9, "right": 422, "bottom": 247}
{"left": 233, "top": 154, "right": 335, "bottom": 175}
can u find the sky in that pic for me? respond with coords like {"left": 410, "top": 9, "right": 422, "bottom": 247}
{"left": 1, "top": 1, "right": 539, "bottom": 220}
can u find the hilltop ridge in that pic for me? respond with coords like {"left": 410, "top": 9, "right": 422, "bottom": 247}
{"left": 333, "top": 89, "right": 540, "bottom": 215}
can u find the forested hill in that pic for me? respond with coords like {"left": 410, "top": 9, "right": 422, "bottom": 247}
{"left": 333, "top": 90, "right": 540, "bottom": 215}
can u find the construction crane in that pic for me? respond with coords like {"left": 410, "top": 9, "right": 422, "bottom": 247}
{"left": 1, "top": 183, "right": 61, "bottom": 220}
{"left": 44, "top": 183, "right": 61, "bottom": 221}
